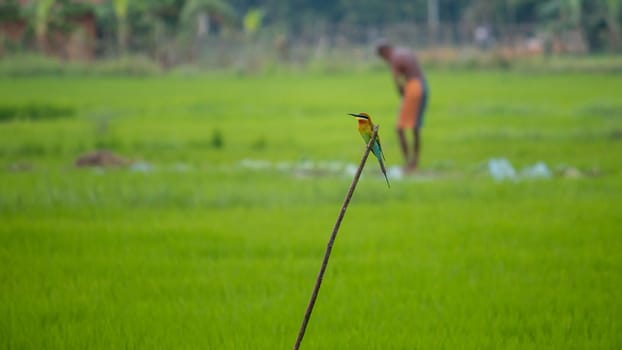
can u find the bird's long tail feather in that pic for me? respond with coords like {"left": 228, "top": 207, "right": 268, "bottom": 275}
{"left": 377, "top": 157, "right": 390, "bottom": 188}
{"left": 370, "top": 142, "right": 390, "bottom": 188}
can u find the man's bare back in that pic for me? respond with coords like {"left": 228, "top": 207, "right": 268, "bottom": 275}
{"left": 389, "top": 47, "right": 423, "bottom": 81}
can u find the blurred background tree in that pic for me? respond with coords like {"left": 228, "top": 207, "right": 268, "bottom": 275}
{"left": 112, "top": 0, "right": 127, "bottom": 54}
{"left": 0, "top": 0, "right": 620, "bottom": 67}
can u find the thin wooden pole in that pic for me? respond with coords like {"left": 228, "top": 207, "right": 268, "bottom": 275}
{"left": 292, "top": 125, "right": 380, "bottom": 350}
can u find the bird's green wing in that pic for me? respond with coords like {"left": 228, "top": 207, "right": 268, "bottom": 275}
{"left": 360, "top": 131, "right": 371, "bottom": 144}
{"left": 376, "top": 134, "right": 386, "bottom": 161}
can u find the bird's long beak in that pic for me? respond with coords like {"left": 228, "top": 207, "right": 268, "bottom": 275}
{"left": 348, "top": 113, "right": 370, "bottom": 119}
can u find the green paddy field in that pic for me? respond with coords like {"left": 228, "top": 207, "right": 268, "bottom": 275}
{"left": 1, "top": 70, "right": 621, "bottom": 349}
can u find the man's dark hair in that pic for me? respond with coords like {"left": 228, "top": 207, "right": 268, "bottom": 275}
{"left": 375, "top": 38, "right": 391, "bottom": 55}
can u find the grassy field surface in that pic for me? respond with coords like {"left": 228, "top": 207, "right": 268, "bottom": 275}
{"left": 1, "top": 71, "right": 621, "bottom": 349}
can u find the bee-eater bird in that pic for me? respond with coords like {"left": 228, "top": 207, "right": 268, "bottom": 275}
{"left": 348, "top": 112, "right": 390, "bottom": 188}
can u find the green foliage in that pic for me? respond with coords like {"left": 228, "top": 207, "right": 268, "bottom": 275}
{"left": 251, "top": 136, "right": 267, "bottom": 151}
{"left": 4, "top": 0, "right": 622, "bottom": 59}
{"left": 57, "top": 0, "right": 93, "bottom": 17}
{"left": 0, "top": 54, "right": 161, "bottom": 77}
{"left": 0, "top": 0, "right": 23, "bottom": 21}
{"left": 34, "top": 0, "right": 55, "bottom": 38}
{"left": 0, "top": 103, "right": 75, "bottom": 122}
{"left": 242, "top": 8, "right": 264, "bottom": 36}
{"left": 91, "top": 55, "right": 162, "bottom": 76}
{"left": 112, "top": 0, "right": 129, "bottom": 52}
{"left": 537, "top": 0, "right": 583, "bottom": 31}
{"left": 0, "top": 54, "right": 67, "bottom": 76}
{"left": 210, "top": 128, "right": 224, "bottom": 149}
{"left": 113, "top": 0, "right": 128, "bottom": 19}
{"left": 180, "top": 0, "right": 236, "bottom": 26}
{"left": 15, "top": 0, "right": 93, "bottom": 48}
